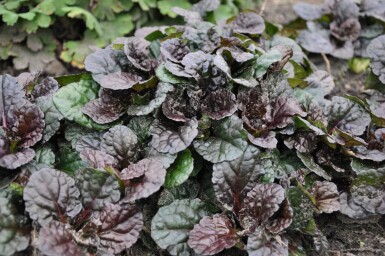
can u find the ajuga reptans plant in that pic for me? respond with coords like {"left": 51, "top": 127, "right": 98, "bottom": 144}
{"left": 1, "top": 0, "right": 385, "bottom": 255}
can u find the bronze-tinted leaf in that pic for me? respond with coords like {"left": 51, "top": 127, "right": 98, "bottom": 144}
{"left": 311, "top": 181, "right": 340, "bottom": 213}
{"left": 79, "top": 149, "right": 117, "bottom": 169}
{"left": 212, "top": 145, "right": 264, "bottom": 213}
{"left": 95, "top": 203, "right": 143, "bottom": 254}
{"left": 228, "top": 11, "right": 265, "bottom": 34}
{"left": 201, "top": 89, "right": 237, "bottom": 120}
{"left": 121, "top": 158, "right": 166, "bottom": 202}
{"left": 151, "top": 118, "right": 198, "bottom": 154}
{"left": 187, "top": 214, "right": 237, "bottom": 255}
{"left": 39, "top": 221, "right": 82, "bottom": 256}
{"left": 23, "top": 168, "right": 82, "bottom": 225}
{"left": 239, "top": 183, "right": 285, "bottom": 228}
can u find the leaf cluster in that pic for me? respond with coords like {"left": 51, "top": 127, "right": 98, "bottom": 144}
{"left": 1, "top": 1, "right": 385, "bottom": 255}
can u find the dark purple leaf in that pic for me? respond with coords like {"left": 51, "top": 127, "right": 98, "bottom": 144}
{"left": 7, "top": 102, "right": 44, "bottom": 148}
{"left": 310, "top": 181, "right": 340, "bottom": 213}
{"left": 201, "top": 89, "right": 237, "bottom": 120}
{"left": 124, "top": 37, "right": 157, "bottom": 72}
{"left": 187, "top": 214, "right": 237, "bottom": 255}
{"left": 270, "top": 96, "right": 306, "bottom": 129}
{"left": 266, "top": 199, "right": 293, "bottom": 234}
{"left": 330, "top": 40, "right": 354, "bottom": 59}
{"left": 160, "top": 38, "right": 190, "bottom": 63}
{"left": 74, "top": 133, "right": 102, "bottom": 152}
{"left": 293, "top": 3, "right": 326, "bottom": 20}
{"left": 191, "top": 0, "right": 220, "bottom": 16}
{"left": 151, "top": 118, "right": 198, "bottom": 154}
{"left": 367, "top": 35, "right": 385, "bottom": 84}
{"left": 84, "top": 48, "right": 132, "bottom": 90}
{"left": 16, "top": 72, "right": 40, "bottom": 90}
{"left": 100, "top": 125, "right": 138, "bottom": 166}
{"left": 94, "top": 203, "right": 143, "bottom": 254}
{"left": 164, "top": 61, "right": 193, "bottom": 79}
{"left": 313, "top": 229, "right": 329, "bottom": 254}
{"left": 339, "top": 192, "right": 372, "bottom": 219}
{"left": 181, "top": 51, "right": 213, "bottom": 79}
{"left": 0, "top": 75, "right": 26, "bottom": 122}
{"left": 330, "top": 18, "right": 361, "bottom": 41}
{"left": 248, "top": 131, "right": 278, "bottom": 149}
{"left": 23, "top": 168, "right": 82, "bottom": 225}
{"left": 284, "top": 132, "right": 317, "bottom": 153}
{"left": 0, "top": 148, "right": 35, "bottom": 169}
{"left": 327, "top": 96, "right": 371, "bottom": 136}
{"left": 82, "top": 98, "right": 124, "bottom": 124}
{"left": 162, "top": 88, "right": 196, "bottom": 122}
{"left": 79, "top": 149, "right": 117, "bottom": 169}
{"left": 212, "top": 145, "right": 264, "bottom": 213}
{"left": 228, "top": 11, "right": 265, "bottom": 34}
{"left": 333, "top": 0, "right": 359, "bottom": 21}
{"left": 247, "top": 230, "right": 288, "bottom": 256}
{"left": 39, "top": 221, "right": 82, "bottom": 256}
{"left": 121, "top": 158, "right": 166, "bottom": 202}
{"left": 99, "top": 70, "right": 145, "bottom": 90}
{"left": 351, "top": 185, "right": 385, "bottom": 214}
{"left": 32, "top": 77, "right": 59, "bottom": 98}
{"left": 297, "top": 29, "right": 333, "bottom": 54}
{"left": 239, "top": 183, "right": 285, "bottom": 228}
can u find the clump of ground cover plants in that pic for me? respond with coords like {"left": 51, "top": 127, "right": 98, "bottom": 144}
{"left": 0, "top": 0, "right": 385, "bottom": 255}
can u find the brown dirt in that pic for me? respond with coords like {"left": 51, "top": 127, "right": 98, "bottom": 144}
{"left": 317, "top": 214, "right": 385, "bottom": 256}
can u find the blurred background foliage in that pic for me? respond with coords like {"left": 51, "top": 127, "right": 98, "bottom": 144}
{"left": 0, "top": 0, "right": 260, "bottom": 75}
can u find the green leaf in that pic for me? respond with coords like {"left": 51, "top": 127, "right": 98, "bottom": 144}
{"left": 365, "top": 71, "right": 385, "bottom": 93}
{"left": 35, "top": 95, "right": 63, "bottom": 143}
{"left": 33, "top": 0, "right": 56, "bottom": 15}
{"left": 54, "top": 73, "right": 93, "bottom": 87}
{"left": 157, "top": 0, "right": 192, "bottom": 18}
{"left": 151, "top": 199, "right": 208, "bottom": 255}
{"left": 18, "top": 12, "right": 35, "bottom": 21}
{"left": 0, "top": 198, "right": 30, "bottom": 255}
{"left": 35, "top": 146, "right": 55, "bottom": 166}
{"left": 56, "top": 144, "right": 88, "bottom": 175}
{"left": 287, "top": 187, "right": 314, "bottom": 231}
{"left": 99, "top": 14, "right": 134, "bottom": 43}
{"left": 194, "top": 115, "right": 248, "bottom": 163}
{"left": 53, "top": 79, "right": 108, "bottom": 130}
{"left": 156, "top": 64, "right": 188, "bottom": 84}
{"left": 255, "top": 48, "right": 282, "bottom": 78}
{"left": 133, "top": 0, "right": 157, "bottom": 11}
{"left": 0, "top": 8, "right": 19, "bottom": 25}
{"left": 297, "top": 152, "right": 331, "bottom": 181}
{"left": 348, "top": 58, "right": 370, "bottom": 74}
{"left": 351, "top": 159, "right": 385, "bottom": 187}
{"left": 75, "top": 168, "right": 120, "bottom": 211}
{"left": 165, "top": 149, "right": 194, "bottom": 188}
{"left": 127, "top": 116, "right": 153, "bottom": 145}
{"left": 92, "top": 0, "right": 133, "bottom": 20}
